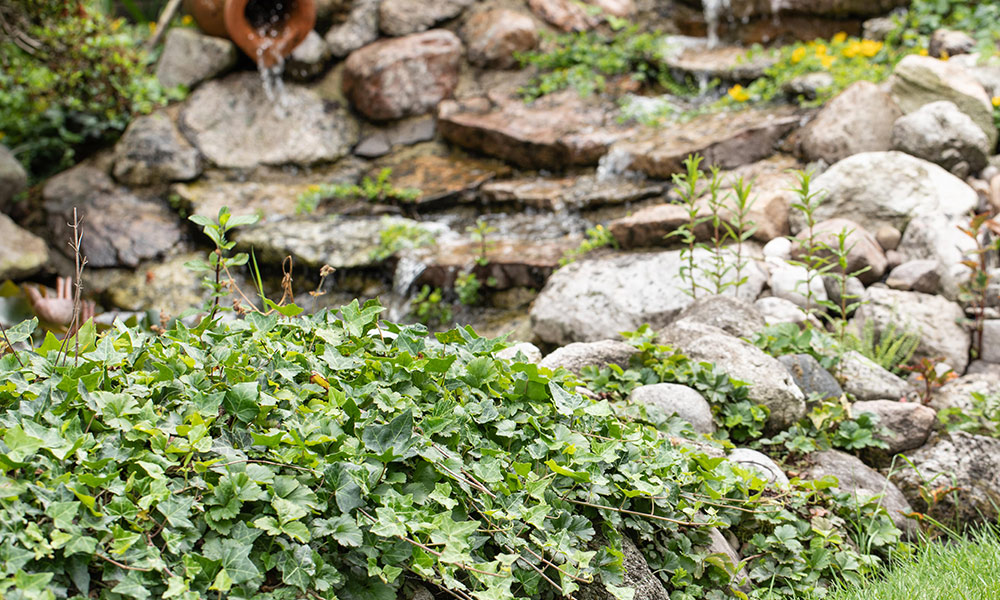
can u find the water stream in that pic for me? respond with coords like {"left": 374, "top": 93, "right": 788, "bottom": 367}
{"left": 703, "top": 0, "right": 731, "bottom": 47}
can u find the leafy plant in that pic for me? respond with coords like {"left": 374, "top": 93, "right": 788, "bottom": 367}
{"left": 902, "top": 357, "right": 957, "bottom": 404}
{"left": 752, "top": 322, "right": 839, "bottom": 371}
{"left": 184, "top": 207, "right": 260, "bottom": 320}
{"left": 517, "top": 19, "right": 697, "bottom": 101}
{"left": 559, "top": 224, "right": 618, "bottom": 266}
{"left": 466, "top": 218, "right": 497, "bottom": 267}
{"left": 368, "top": 219, "right": 435, "bottom": 263}
{"left": 670, "top": 155, "right": 710, "bottom": 299}
{"left": 758, "top": 399, "right": 889, "bottom": 459}
{"left": 788, "top": 170, "right": 832, "bottom": 317}
{"left": 842, "top": 319, "right": 920, "bottom": 377}
{"left": 296, "top": 169, "right": 421, "bottom": 214}
{"left": 939, "top": 390, "right": 1000, "bottom": 437}
{"left": 409, "top": 285, "right": 451, "bottom": 328}
{"left": 814, "top": 226, "right": 871, "bottom": 348}
{"left": 956, "top": 213, "right": 1000, "bottom": 359}
{"left": 454, "top": 272, "right": 482, "bottom": 306}
{"left": 0, "top": 0, "right": 176, "bottom": 182}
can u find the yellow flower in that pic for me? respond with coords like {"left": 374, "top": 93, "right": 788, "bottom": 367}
{"left": 940, "top": 50, "right": 950, "bottom": 61}
{"left": 858, "top": 39, "right": 883, "bottom": 58}
{"left": 790, "top": 47, "right": 807, "bottom": 64}
{"left": 815, "top": 44, "right": 828, "bottom": 56}
{"left": 820, "top": 55, "right": 835, "bottom": 69}
{"left": 148, "top": 22, "right": 156, "bottom": 33}
{"left": 842, "top": 41, "right": 860, "bottom": 58}
{"left": 832, "top": 31, "right": 847, "bottom": 44}
{"left": 182, "top": 15, "right": 194, "bottom": 26}
{"left": 992, "top": 96, "right": 1000, "bottom": 107}
{"left": 728, "top": 84, "right": 750, "bottom": 102}
{"left": 111, "top": 18, "right": 123, "bottom": 32}
{"left": 919, "top": 48, "right": 929, "bottom": 56}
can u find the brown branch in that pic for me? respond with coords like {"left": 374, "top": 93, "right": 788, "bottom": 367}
{"left": 563, "top": 498, "right": 716, "bottom": 527}
{"left": 0, "top": 321, "right": 23, "bottom": 367}
{"left": 95, "top": 552, "right": 153, "bottom": 572}
{"left": 145, "top": 0, "right": 184, "bottom": 50}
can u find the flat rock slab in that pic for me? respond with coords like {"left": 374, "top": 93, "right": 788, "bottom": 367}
{"left": 530, "top": 248, "right": 766, "bottom": 346}
{"left": 0, "top": 213, "right": 49, "bottom": 280}
{"left": 172, "top": 181, "right": 321, "bottom": 221}
{"left": 614, "top": 107, "right": 801, "bottom": 179}
{"left": 373, "top": 153, "right": 510, "bottom": 206}
{"left": 438, "top": 93, "right": 633, "bottom": 170}
{"left": 480, "top": 176, "right": 662, "bottom": 211}
{"left": 42, "top": 165, "right": 182, "bottom": 268}
{"left": 85, "top": 252, "right": 221, "bottom": 318}
{"left": 660, "top": 37, "right": 776, "bottom": 81}
{"left": 179, "top": 72, "right": 358, "bottom": 169}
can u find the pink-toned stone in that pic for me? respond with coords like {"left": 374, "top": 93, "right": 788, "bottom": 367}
{"left": 795, "top": 218, "right": 888, "bottom": 284}
{"left": 527, "top": 0, "right": 634, "bottom": 31}
{"left": 462, "top": 9, "right": 539, "bottom": 69}
{"left": 796, "top": 81, "right": 902, "bottom": 164}
{"left": 343, "top": 29, "right": 463, "bottom": 121}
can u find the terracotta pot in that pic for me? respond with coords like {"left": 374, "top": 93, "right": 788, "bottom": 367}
{"left": 183, "top": 0, "right": 228, "bottom": 38}
{"left": 185, "top": 0, "right": 316, "bottom": 69}
{"left": 225, "top": 0, "right": 317, "bottom": 69}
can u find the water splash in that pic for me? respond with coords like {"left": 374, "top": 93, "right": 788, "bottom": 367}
{"left": 596, "top": 146, "right": 634, "bottom": 182}
{"left": 392, "top": 255, "right": 427, "bottom": 298}
{"left": 703, "top": 0, "right": 731, "bottom": 48}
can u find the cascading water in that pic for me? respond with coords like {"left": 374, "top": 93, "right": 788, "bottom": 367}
{"left": 247, "top": 0, "right": 294, "bottom": 109}
{"left": 702, "top": 0, "right": 731, "bottom": 48}
{"left": 596, "top": 146, "right": 634, "bottom": 182}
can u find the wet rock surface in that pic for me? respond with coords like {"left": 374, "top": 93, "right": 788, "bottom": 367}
{"left": 156, "top": 27, "right": 237, "bottom": 90}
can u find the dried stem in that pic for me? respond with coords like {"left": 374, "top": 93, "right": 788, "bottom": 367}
{"left": 57, "top": 208, "right": 88, "bottom": 367}
{"left": 0, "top": 321, "right": 24, "bottom": 367}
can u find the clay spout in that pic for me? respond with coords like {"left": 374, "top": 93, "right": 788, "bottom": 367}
{"left": 225, "top": 0, "right": 316, "bottom": 68}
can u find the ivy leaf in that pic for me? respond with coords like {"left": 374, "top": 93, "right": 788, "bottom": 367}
{"left": 326, "top": 464, "right": 364, "bottom": 514}
{"left": 362, "top": 410, "right": 414, "bottom": 463}
{"left": 224, "top": 382, "right": 260, "bottom": 423}
{"left": 157, "top": 496, "right": 195, "bottom": 529}
{"left": 314, "top": 515, "right": 363, "bottom": 547}
{"left": 111, "top": 571, "right": 151, "bottom": 599}
{"left": 605, "top": 584, "right": 636, "bottom": 600}
{"left": 278, "top": 544, "right": 316, "bottom": 591}
{"left": 3, "top": 425, "right": 44, "bottom": 463}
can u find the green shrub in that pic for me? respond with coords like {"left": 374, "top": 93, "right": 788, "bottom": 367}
{"left": 296, "top": 169, "right": 421, "bottom": 214}
{"left": 0, "top": 0, "right": 174, "bottom": 182}
{"left": 0, "top": 302, "right": 906, "bottom": 600}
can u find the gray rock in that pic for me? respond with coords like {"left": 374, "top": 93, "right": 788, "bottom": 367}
{"left": 804, "top": 450, "right": 916, "bottom": 537}
{"left": 822, "top": 275, "right": 865, "bottom": 318}
{"left": 891, "top": 432, "right": 1000, "bottom": 525}
{"left": 797, "top": 81, "right": 901, "bottom": 165}
{"left": 763, "top": 237, "right": 792, "bottom": 260}
{"left": 703, "top": 528, "right": 749, "bottom": 588}
{"left": 891, "top": 54, "right": 997, "bottom": 147}
{"left": 967, "top": 360, "right": 1000, "bottom": 377}
{"left": 838, "top": 351, "right": 911, "bottom": 402}
{"left": 728, "top": 448, "right": 789, "bottom": 486}
{"left": 876, "top": 224, "right": 902, "bottom": 251}
{"left": 862, "top": 15, "right": 896, "bottom": 41}
{"left": 84, "top": 252, "right": 216, "bottom": 318}
{"left": 671, "top": 295, "right": 766, "bottom": 339}
{"left": 852, "top": 399, "right": 936, "bottom": 459}
{"left": 896, "top": 212, "right": 975, "bottom": 301}
{"left": 379, "top": 0, "right": 473, "bottom": 36}
{"left": 885, "top": 259, "right": 941, "bottom": 294}
{"left": 629, "top": 383, "right": 715, "bottom": 434}
{"left": 343, "top": 30, "right": 463, "bottom": 121}
{"left": 0, "top": 145, "right": 28, "bottom": 212}
{"left": 112, "top": 112, "right": 201, "bottom": 186}
{"left": 766, "top": 257, "right": 828, "bottom": 310}
{"left": 983, "top": 321, "right": 1000, "bottom": 364}
{"left": 754, "top": 296, "right": 820, "bottom": 328}
{"left": 891, "top": 100, "right": 991, "bottom": 177}
{"left": 0, "top": 213, "right": 49, "bottom": 280}
{"left": 286, "top": 30, "right": 331, "bottom": 82}
{"left": 928, "top": 29, "right": 976, "bottom": 59}
{"left": 577, "top": 534, "right": 668, "bottom": 600}
{"left": 928, "top": 372, "right": 1000, "bottom": 413}
{"left": 782, "top": 72, "right": 834, "bottom": 101}
{"left": 324, "top": 0, "right": 379, "bottom": 57}
{"left": 853, "top": 286, "right": 970, "bottom": 374}
{"left": 234, "top": 216, "right": 443, "bottom": 270}
{"left": 661, "top": 324, "right": 806, "bottom": 429}
{"left": 155, "top": 27, "right": 237, "bottom": 89}
{"left": 41, "top": 165, "right": 181, "bottom": 268}
{"left": 790, "top": 151, "right": 979, "bottom": 235}
{"left": 495, "top": 342, "right": 543, "bottom": 364}
{"left": 779, "top": 354, "right": 843, "bottom": 401}
{"left": 179, "top": 72, "right": 358, "bottom": 169}
{"left": 539, "top": 340, "right": 638, "bottom": 375}
{"left": 530, "top": 248, "right": 766, "bottom": 346}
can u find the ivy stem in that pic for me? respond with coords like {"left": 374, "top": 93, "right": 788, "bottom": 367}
{"left": 95, "top": 552, "right": 153, "bottom": 572}
{"left": 564, "top": 498, "right": 716, "bottom": 527}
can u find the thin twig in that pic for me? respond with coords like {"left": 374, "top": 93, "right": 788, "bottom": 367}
{"left": 145, "top": 0, "right": 184, "bottom": 50}
{"left": 0, "top": 321, "right": 23, "bottom": 367}
{"left": 95, "top": 552, "right": 153, "bottom": 572}
{"left": 564, "top": 498, "right": 715, "bottom": 527}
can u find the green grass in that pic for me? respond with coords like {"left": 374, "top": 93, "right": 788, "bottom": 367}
{"left": 828, "top": 526, "right": 1000, "bottom": 600}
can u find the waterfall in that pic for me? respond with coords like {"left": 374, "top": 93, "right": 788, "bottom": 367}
{"left": 703, "top": 0, "right": 731, "bottom": 48}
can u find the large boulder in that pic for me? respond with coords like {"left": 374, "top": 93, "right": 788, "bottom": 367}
{"left": 155, "top": 27, "right": 237, "bottom": 89}
{"left": 803, "top": 450, "right": 916, "bottom": 537}
{"left": 885, "top": 259, "right": 941, "bottom": 294}
{"left": 660, "top": 323, "right": 806, "bottom": 428}
{"left": 179, "top": 73, "right": 358, "bottom": 169}
{"left": 796, "top": 81, "right": 901, "bottom": 164}
{"left": 530, "top": 248, "right": 766, "bottom": 346}
{"left": 343, "top": 29, "right": 463, "bottom": 121}
{"left": 671, "top": 295, "right": 766, "bottom": 339}
{"left": 766, "top": 257, "right": 828, "bottom": 310}
{"left": 629, "top": 383, "right": 715, "bottom": 433}
{"left": 539, "top": 340, "right": 638, "bottom": 375}
{"left": 891, "top": 100, "right": 991, "bottom": 177}
{"left": 890, "top": 432, "right": 1000, "bottom": 525}
{"left": 789, "top": 151, "right": 978, "bottom": 234}
{"left": 0, "top": 145, "right": 28, "bottom": 212}
{"left": 578, "top": 534, "right": 669, "bottom": 600}
{"left": 0, "top": 213, "right": 49, "bottom": 280}
{"left": 896, "top": 212, "right": 976, "bottom": 300}
{"left": 41, "top": 165, "right": 182, "bottom": 268}
{"left": 462, "top": 9, "right": 539, "bottom": 69}
{"left": 379, "top": 0, "right": 474, "bottom": 36}
{"left": 852, "top": 286, "right": 970, "bottom": 374}
{"left": 112, "top": 112, "right": 202, "bottom": 186}
{"left": 890, "top": 54, "right": 997, "bottom": 148}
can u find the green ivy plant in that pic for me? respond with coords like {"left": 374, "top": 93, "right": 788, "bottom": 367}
{"left": 296, "top": 169, "right": 421, "bottom": 214}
